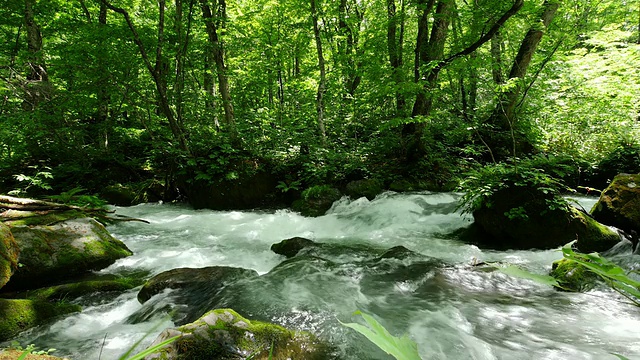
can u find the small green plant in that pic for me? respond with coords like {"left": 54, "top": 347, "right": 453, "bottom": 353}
{"left": 7, "top": 342, "right": 56, "bottom": 359}
{"left": 8, "top": 165, "right": 53, "bottom": 196}
{"left": 340, "top": 310, "right": 422, "bottom": 360}
{"left": 276, "top": 179, "right": 301, "bottom": 193}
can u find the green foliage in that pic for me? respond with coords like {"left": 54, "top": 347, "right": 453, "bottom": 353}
{"left": 8, "top": 166, "right": 53, "bottom": 196}
{"left": 340, "top": 310, "right": 421, "bottom": 360}
{"left": 48, "top": 187, "right": 108, "bottom": 208}
{"left": 119, "top": 335, "right": 181, "bottom": 360}
{"left": 301, "top": 185, "right": 336, "bottom": 200}
{"left": 457, "top": 156, "right": 573, "bottom": 215}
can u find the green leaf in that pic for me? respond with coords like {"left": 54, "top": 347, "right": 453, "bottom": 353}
{"left": 339, "top": 310, "right": 422, "bottom": 360}
{"left": 491, "top": 264, "right": 561, "bottom": 287}
{"left": 122, "top": 335, "right": 180, "bottom": 360}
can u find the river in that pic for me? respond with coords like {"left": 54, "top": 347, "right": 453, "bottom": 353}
{"left": 7, "top": 192, "right": 640, "bottom": 359}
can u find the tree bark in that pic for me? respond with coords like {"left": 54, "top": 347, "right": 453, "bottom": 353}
{"left": 492, "top": 0, "right": 560, "bottom": 129}
{"left": 200, "top": 0, "right": 236, "bottom": 136}
{"left": 24, "top": 0, "right": 47, "bottom": 83}
{"left": 387, "top": 0, "right": 407, "bottom": 113}
{"left": 311, "top": 0, "right": 327, "bottom": 143}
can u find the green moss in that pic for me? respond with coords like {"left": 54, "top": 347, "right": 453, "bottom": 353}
{"left": 0, "top": 299, "right": 81, "bottom": 342}
{"left": 1, "top": 223, "right": 19, "bottom": 290}
{"left": 550, "top": 258, "right": 598, "bottom": 292}
{"left": 13, "top": 278, "right": 143, "bottom": 302}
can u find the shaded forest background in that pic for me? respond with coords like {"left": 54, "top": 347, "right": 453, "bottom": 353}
{"left": 0, "top": 0, "right": 639, "bottom": 206}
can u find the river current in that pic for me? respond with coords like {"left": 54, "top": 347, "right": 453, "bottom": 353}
{"left": 7, "top": 192, "right": 640, "bottom": 359}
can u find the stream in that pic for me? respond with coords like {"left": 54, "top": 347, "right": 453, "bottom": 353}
{"left": 7, "top": 191, "right": 640, "bottom": 359}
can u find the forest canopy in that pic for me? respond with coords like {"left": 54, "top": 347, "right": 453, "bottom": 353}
{"left": 0, "top": 0, "right": 639, "bottom": 203}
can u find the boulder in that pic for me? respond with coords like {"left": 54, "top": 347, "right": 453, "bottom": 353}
{"left": 143, "top": 308, "right": 330, "bottom": 360}
{"left": 0, "top": 223, "right": 19, "bottom": 290}
{"left": 270, "top": 237, "right": 318, "bottom": 258}
{"left": 345, "top": 179, "right": 383, "bottom": 200}
{"left": 5, "top": 218, "right": 132, "bottom": 290}
{"left": 472, "top": 186, "right": 620, "bottom": 252}
{"left": 292, "top": 186, "right": 342, "bottom": 217}
{"left": 591, "top": 173, "right": 640, "bottom": 236}
{"left": 549, "top": 258, "right": 598, "bottom": 292}
{"left": 0, "top": 298, "right": 81, "bottom": 342}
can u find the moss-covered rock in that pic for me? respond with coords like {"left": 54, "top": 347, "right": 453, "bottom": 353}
{"left": 345, "top": 179, "right": 383, "bottom": 200}
{"left": 5, "top": 218, "right": 132, "bottom": 291}
{"left": 2, "top": 210, "right": 86, "bottom": 227}
{"left": 270, "top": 237, "right": 318, "bottom": 258}
{"left": 0, "top": 223, "right": 19, "bottom": 291}
{"left": 549, "top": 258, "right": 598, "bottom": 292}
{"left": 472, "top": 186, "right": 621, "bottom": 252}
{"left": 0, "top": 299, "right": 81, "bottom": 342}
{"left": 292, "top": 185, "right": 342, "bottom": 217}
{"left": 143, "top": 308, "right": 331, "bottom": 360}
{"left": 591, "top": 173, "right": 640, "bottom": 236}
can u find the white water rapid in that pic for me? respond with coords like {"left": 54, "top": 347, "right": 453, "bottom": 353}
{"left": 6, "top": 192, "right": 640, "bottom": 359}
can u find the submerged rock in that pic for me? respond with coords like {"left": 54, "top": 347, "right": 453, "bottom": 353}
{"left": 472, "top": 186, "right": 620, "bottom": 252}
{"left": 591, "top": 174, "right": 640, "bottom": 237}
{"left": 5, "top": 217, "right": 132, "bottom": 291}
{"left": 0, "top": 298, "right": 81, "bottom": 342}
{"left": 143, "top": 308, "right": 330, "bottom": 360}
{"left": 138, "top": 266, "right": 259, "bottom": 305}
{"left": 549, "top": 258, "right": 598, "bottom": 292}
{"left": 270, "top": 237, "right": 318, "bottom": 258}
{"left": 0, "top": 223, "right": 19, "bottom": 290}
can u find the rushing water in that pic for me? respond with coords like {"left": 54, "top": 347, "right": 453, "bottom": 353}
{"left": 7, "top": 192, "right": 640, "bottom": 359}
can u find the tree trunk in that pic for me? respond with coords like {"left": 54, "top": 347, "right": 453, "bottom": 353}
{"left": 490, "top": 31, "right": 504, "bottom": 85}
{"left": 204, "top": 52, "right": 220, "bottom": 129}
{"left": 199, "top": 0, "right": 236, "bottom": 136}
{"left": 23, "top": 0, "right": 49, "bottom": 110}
{"left": 491, "top": 0, "right": 560, "bottom": 129}
{"left": 311, "top": 0, "right": 327, "bottom": 143}
{"left": 24, "top": 0, "right": 46, "bottom": 83}
{"left": 387, "top": 0, "right": 407, "bottom": 113}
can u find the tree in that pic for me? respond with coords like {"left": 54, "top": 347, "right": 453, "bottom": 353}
{"left": 310, "top": 0, "right": 327, "bottom": 143}
{"left": 485, "top": 0, "right": 561, "bottom": 158}
{"left": 200, "top": 0, "right": 236, "bottom": 136}
{"left": 101, "top": 0, "right": 191, "bottom": 153}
